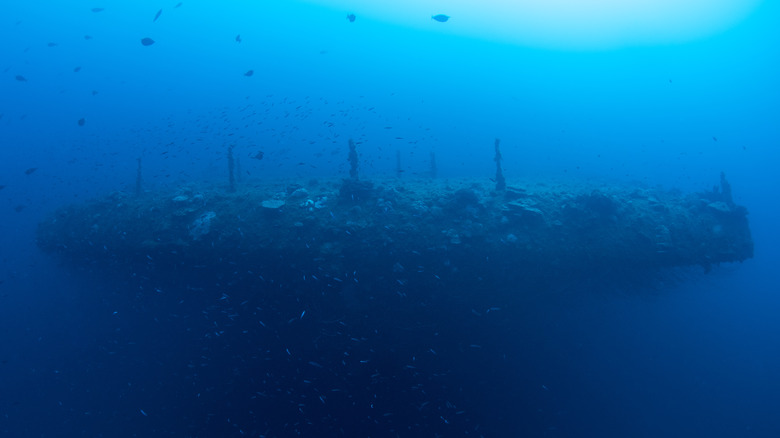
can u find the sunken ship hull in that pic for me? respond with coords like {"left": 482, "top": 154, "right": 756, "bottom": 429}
{"left": 37, "top": 176, "right": 752, "bottom": 292}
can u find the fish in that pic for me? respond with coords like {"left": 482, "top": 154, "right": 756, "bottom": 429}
{"left": 431, "top": 14, "right": 449, "bottom": 22}
{"left": 84, "top": 35, "right": 92, "bottom": 40}
{"left": 346, "top": 13, "right": 356, "bottom": 22}
{"left": 77, "top": 118, "right": 86, "bottom": 126}
{"left": 235, "top": 34, "right": 242, "bottom": 43}
{"left": 140, "top": 37, "right": 155, "bottom": 46}
{"left": 0, "top": 185, "right": 5, "bottom": 191}
{"left": 153, "top": 9, "right": 162, "bottom": 22}
{"left": 24, "top": 168, "right": 37, "bottom": 175}
{"left": 73, "top": 66, "right": 81, "bottom": 72}
{"left": 174, "top": 2, "right": 183, "bottom": 7}
{"left": 91, "top": 7, "right": 104, "bottom": 13}
{"left": 244, "top": 70, "right": 254, "bottom": 77}
{"left": 47, "top": 42, "right": 58, "bottom": 47}
{"left": 15, "top": 75, "right": 26, "bottom": 82}
{"left": 253, "top": 151, "right": 264, "bottom": 160}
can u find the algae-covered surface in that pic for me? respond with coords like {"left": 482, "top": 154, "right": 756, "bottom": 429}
{"left": 37, "top": 176, "right": 752, "bottom": 291}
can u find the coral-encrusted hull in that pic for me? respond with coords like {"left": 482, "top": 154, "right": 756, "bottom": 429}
{"left": 36, "top": 177, "right": 753, "bottom": 290}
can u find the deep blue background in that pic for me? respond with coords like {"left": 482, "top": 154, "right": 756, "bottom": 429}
{"left": 1, "top": 1, "right": 779, "bottom": 436}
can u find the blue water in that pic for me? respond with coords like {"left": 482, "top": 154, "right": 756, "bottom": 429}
{"left": 2, "top": 2, "right": 779, "bottom": 437}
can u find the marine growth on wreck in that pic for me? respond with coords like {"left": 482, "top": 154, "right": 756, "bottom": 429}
{"left": 37, "top": 171, "right": 752, "bottom": 293}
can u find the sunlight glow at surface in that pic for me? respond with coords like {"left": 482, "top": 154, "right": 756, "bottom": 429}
{"left": 304, "top": 0, "right": 762, "bottom": 48}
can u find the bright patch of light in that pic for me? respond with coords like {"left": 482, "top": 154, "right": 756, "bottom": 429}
{"left": 303, "top": 0, "right": 762, "bottom": 48}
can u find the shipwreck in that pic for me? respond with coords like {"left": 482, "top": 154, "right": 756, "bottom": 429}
{"left": 37, "top": 171, "right": 752, "bottom": 294}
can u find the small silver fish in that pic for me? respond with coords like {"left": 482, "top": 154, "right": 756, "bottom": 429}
{"left": 431, "top": 14, "right": 449, "bottom": 22}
